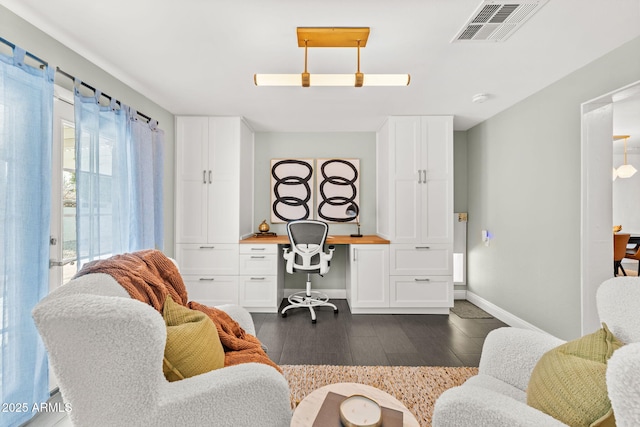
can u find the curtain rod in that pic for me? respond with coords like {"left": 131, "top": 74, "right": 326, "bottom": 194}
{"left": 0, "top": 36, "right": 48, "bottom": 66}
{"left": 0, "top": 36, "right": 157, "bottom": 125}
{"left": 56, "top": 67, "right": 155, "bottom": 124}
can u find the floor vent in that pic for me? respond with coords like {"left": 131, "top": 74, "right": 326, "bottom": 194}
{"left": 452, "top": 0, "right": 548, "bottom": 42}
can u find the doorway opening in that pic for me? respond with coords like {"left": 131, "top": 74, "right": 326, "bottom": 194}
{"left": 581, "top": 80, "right": 640, "bottom": 335}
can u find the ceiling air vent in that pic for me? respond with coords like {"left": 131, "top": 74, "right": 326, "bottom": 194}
{"left": 452, "top": 0, "right": 548, "bottom": 42}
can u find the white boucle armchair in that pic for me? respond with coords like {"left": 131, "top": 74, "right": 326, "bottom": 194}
{"left": 433, "top": 277, "right": 640, "bottom": 427}
{"left": 32, "top": 272, "right": 292, "bottom": 427}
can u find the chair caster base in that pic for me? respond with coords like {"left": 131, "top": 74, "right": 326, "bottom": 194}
{"left": 312, "top": 319, "right": 316, "bottom": 324}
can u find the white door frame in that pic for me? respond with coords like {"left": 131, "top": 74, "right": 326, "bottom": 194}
{"left": 581, "top": 80, "right": 640, "bottom": 335}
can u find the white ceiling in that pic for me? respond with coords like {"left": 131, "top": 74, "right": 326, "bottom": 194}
{"left": 1, "top": 0, "right": 640, "bottom": 132}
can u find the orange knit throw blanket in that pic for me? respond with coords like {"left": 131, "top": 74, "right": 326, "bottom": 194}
{"left": 74, "top": 249, "right": 281, "bottom": 373}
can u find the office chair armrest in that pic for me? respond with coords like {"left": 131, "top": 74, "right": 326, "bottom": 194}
{"left": 282, "top": 246, "right": 294, "bottom": 274}
{"left": 282, "top": 245, "right": 292, "bottom": 258}
{"left": 321, "top": 247, "right": 334, "bottom": 262}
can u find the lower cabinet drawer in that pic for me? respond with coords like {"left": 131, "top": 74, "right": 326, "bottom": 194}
{"left": 182, "top": 275, "right": 239, "bottom": 306}
{"left": 176, "top": 244, "right": 239, "bottom": 275}
{"left": 389, "top": 276, "right": 453, "bottom": 308}
{"left": 239, "top": 275, "right": 277, "bottom": 309}
{"left": 389, "top": 244, "right": 452, "bottom": 276}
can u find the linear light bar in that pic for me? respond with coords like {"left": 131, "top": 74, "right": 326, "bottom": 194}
{"left": 254, "top": 73, "right": 410, "bottom": 87}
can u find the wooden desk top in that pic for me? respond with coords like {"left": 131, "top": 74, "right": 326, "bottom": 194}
{"left": 240, "top": 234, "right": 390, "bottom": 245}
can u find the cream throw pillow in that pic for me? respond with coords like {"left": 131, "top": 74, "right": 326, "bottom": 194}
{"left": 162, "top": 296, "right": 225, "bottom": 382}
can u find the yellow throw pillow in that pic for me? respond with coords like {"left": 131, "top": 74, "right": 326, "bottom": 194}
{"left": 162, "top": 296, "right": 225, "bottom": 382}
{"left": 527, "top": 323, "right": 623, "bottom": 427}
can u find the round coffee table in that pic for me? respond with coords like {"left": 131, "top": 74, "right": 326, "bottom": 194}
{"left": 291, "top": 382, "right": 420, "bottom": 427}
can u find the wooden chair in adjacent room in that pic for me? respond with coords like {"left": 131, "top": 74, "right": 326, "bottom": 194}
{"left": 624, "top": 236, "right": 640, "bottom": 276}
{"left": 614, "top": 233, "right": 631, "bottom": 276}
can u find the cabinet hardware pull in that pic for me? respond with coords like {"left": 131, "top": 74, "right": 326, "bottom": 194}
{"left": 422, "top": 169, "right": 427, "bottom": 183}
{"left": 250, "top": 256, "right": 265, "bottom": 259}
{"left": 202, "top": 170, "right": 206, "bottom": 184}
{"left": 418, "top": 170, "right": 422, "bottom": 184}
{"left": 414, "top": 278, "right": 430, "bottom": 282}
{"left": 199, "top": 246, "right": 215, "bottom": 249}
{"left": 209, "top": 170, "right": 212, "bottom": 184}
{"left": 251, "top": 248, "right": 266, "bottom": 251}
{"left": 353, "top": 249, "right": 357, "bottom": 262}
{"left": 415, "top": 246, "right": 430, "bottom": 250}
{"left": 250, "top": 277, "right": 266, "bottom": 280}
{"left": 199, "top": 278, "right": 215, "bottom": 281}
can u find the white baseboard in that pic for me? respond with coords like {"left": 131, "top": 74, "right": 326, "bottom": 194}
{"left": 464, "top": 291, "right": 549, "bottom": 334}
{"left": 284, "top": 289, "right": 347, "bottom": 299}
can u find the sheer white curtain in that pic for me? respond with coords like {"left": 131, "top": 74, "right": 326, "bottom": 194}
{"left": 0, "top": 45, "right": 54, "bottom": 427}
{"left": 74, "top": 83, "right": 163, "bottom": 267}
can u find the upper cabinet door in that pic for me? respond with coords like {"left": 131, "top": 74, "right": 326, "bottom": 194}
{"left": 420, "top": 116, "right": 453, "bottom": 244}
{"left": 176, "top": 117, "right": 209, "bottom": 243}
{"left": 208, "top": 117, "right": 240, "bottom": 243}
{"left": 390, "top": 117, "right": 422, "bottom": 243}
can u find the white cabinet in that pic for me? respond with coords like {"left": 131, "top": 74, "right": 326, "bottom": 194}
{"left": 175, "top": 116, "right": 254, "bottom": 306}
{"left": 239, "top": 244, "right": 283, "bottom": 313}
{"left": 378, "top": 116, "right": 453, "bottom": 244}
{"left": 175, "top": 116, "right": 253, "bottom": 244}
{"left": 377, "top": 116, "right": 454, "bottom": 313}
{"left": 346, "top": 245, "right": 389, "bottom": 312}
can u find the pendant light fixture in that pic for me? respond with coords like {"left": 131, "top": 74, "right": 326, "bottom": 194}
{"left": 254, "top": 27, "right": 410, "bottom": 88}
{"left": 614, "top": 135, "right": 637, "bottom": 179}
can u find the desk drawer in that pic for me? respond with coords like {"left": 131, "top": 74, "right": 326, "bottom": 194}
{"left": 239, "top": 244, "right": 278, "bottom": 255}
{"left": 239, "top": 254, "right": 278, "bottom": 275}
{"left": 390, "top": 244, "right": 452, "bottom": 276}
{"left": 390, "top": 275, "right": 453, "bottom": 308}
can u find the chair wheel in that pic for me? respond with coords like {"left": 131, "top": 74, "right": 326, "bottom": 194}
{"left": 312, "top": 319, "right": 316, "bottom": 324}
{"left": 334, "top": 308, "right": 339, "bottom": 314}
{"left": 281, "top": 312, "right": 287, "bottom": 318}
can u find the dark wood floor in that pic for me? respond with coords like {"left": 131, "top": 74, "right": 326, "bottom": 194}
{"left": 251, "top": 299, "right": 508, "bottom": 367}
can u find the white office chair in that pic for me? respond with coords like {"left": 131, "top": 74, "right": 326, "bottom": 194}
{"left": 281, "top": 220, "right": 338, "bottom": 323}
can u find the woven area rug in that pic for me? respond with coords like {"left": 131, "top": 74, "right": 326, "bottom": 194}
{"left": 281, "top": 364, "right": 478, "bottom": 427}
{"left": 450, "top": 300, "right": 493, "bottom": 319}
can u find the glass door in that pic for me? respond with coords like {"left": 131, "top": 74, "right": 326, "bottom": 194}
{"left": 50, "top": 87, "right": 77, "bottom": 293}
{"left": 48, "top": 86, "right": 76, "bottom": 391}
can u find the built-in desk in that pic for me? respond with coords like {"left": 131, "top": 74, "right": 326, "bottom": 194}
{"left": 239, "top": 234, "right": 449, "bottom": 315}
{"left": 240, "top": 234, "right": 390, "bottom": 245}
